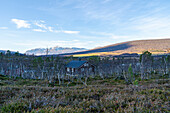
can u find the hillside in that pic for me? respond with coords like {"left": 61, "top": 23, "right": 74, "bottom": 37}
{"left": 25, "top": 46, "right": 86, "bottom": 55}
{"left": 62, "top": 39, "right": 170, "bottom": 56}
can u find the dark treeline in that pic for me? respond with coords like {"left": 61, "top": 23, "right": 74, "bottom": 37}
{"left": 0, "top": 51, "right": 169, "bottom": 84}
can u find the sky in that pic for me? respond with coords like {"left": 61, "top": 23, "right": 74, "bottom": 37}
{"left": 0, "top": 0, "right": 170, "bottom": 53}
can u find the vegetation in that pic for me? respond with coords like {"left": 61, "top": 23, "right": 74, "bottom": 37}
{"left": 0, "top": 50, "right": 169, "bottom": 112}
{"left": 0, "top": 75, "right": 169, "bottom": 112}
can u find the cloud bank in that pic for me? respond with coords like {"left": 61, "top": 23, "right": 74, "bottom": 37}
{"left": 11, "top": 19, "right": 30, "bottom": 28}
{"left": 11, "top": 19, "right": 80, "bottom": 34}
{"left": 32, "top": 29, "right": 46, "bottom": 32}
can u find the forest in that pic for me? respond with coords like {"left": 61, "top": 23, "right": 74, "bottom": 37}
{"left": 0, "top": 51, "right": 169, "bottom": 112}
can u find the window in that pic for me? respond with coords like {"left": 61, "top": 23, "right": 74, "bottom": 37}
{"left": 81, "top": 68, "right": 84, "bottom": 71}
{"left": 84, "top": 63, "right": 89, "bottom": 66}
{"left": 67, "top": 68, "right": 70, "bottom": 72}
{"left": 72, "top": 68, "right": 74, "bottom": 72}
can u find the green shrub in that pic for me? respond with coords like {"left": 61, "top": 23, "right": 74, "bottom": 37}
{"left": 30, "top": 106, "right": 84, "bottom": 113}
{"left": 1, "top": 102, "right": 28, "bottom": 113}
{"left": 133, "top": 80, "right": 138, "bottom": 85}
{"left": 0, "top": 75, "right": 9, "bottom": 80}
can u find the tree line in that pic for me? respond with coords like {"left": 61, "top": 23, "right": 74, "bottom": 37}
{"left": 0, "top": 51, "right": 169, "bottom": 85}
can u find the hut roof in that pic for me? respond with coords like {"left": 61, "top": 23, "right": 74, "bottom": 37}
{"left": 66, "top": 60, "right": 87, "bottom": 68}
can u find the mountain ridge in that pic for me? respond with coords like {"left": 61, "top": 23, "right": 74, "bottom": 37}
{"left": 25, "top": 46, "right": 86, "bottom": 55}
{"left": 60, "top": 38, "right": 170, "bottom": 56}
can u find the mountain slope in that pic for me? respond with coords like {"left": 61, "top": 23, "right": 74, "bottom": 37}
{"left": 62, "top": 38, "right": 170, "bottom": 56}
{"left": 25, "top": 46, "right": 86, "bottom": 55}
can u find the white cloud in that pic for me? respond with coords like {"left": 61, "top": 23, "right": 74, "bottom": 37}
{"left": 49, "top": 28, "right": 80, "bottom": 34}
{"left": 0, "top": 27, "right": 8, "bottom": 29}
{"left": 54, "top": 30, "right": 61, "bottom": 33}
{"left": 11, "top": 19, "right": 80, "bottom": 34}
{"left": 11, "top": 19, "right": 30, "bottom": 28}
{"left": 48, "top": 26, "right": 53, "bottom": 32}
{"left": 32, "top": 29, "right": 46, "bottom": 32}
{"left": 39, "top": 20, "right": 45, "bottom": 23}
{"left": 34, "top": 21, "right": 55, "bottom": 32}
{"left": 34, "top": 21, "right": 80, "bottom": 34}
{"left": 34, "top": 21, "right": 47, "bottom": 29}
{"left": 62, "top": 30, "right": 80, "bottom": 34}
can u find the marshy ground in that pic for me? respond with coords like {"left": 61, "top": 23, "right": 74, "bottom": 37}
{"left": 0, "top": 75, "right": 169, "bottom": 112}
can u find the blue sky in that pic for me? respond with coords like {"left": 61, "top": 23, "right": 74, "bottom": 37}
{"left": 0, "top": 0, "right": 170, "bottom": 53}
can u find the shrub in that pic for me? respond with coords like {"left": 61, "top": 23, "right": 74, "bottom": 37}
{"left": 133, "top": 80, "right": 138, "bottom": 85}
{"left": 1, "top": 102, "right": 28, "bottom": 113}
{"left": 0, "top": 75, "right": 9, "bottom": 80}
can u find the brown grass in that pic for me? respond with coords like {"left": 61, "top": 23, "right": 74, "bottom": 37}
{"left": 0, "top": 76, "right": 169, "bottom": 112}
